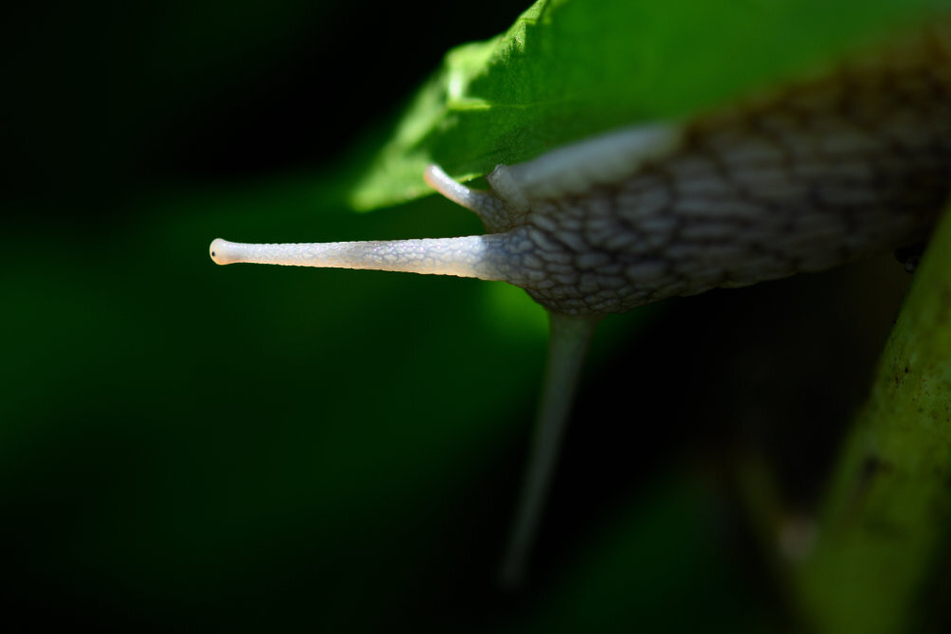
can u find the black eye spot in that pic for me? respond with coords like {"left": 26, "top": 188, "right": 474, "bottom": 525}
{"left": 211, "top": 251, "right": 216, "bottom": 257}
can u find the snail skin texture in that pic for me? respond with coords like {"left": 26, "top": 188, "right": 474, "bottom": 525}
{"left": 210, "top": 21, "right": 951, "bottom": 586}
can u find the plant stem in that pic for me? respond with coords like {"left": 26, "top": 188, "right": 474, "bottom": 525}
{"left": 794, "top": 206, "right": 951, "bottom": 633}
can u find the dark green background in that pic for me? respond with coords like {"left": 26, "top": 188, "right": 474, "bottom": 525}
{"left": 1, "top": 1, "right": 923, "bottom": 631}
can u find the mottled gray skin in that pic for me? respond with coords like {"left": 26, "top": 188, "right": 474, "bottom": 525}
{"left": 478, "top": 24, "right": 951, "bottom": 315}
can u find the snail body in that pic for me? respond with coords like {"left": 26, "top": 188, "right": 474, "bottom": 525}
{"left": 209, "top": 19, "right": 951, "bottom": 586}
{"left": 211, "top": 22, "right": 951, "bottom": 315}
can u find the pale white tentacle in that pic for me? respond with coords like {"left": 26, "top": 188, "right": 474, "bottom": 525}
{"left": 209, "top": 235, "right": 521, "bottom": 282}
{"left": 499, "top": 312, "right": 600, "bottom": 589}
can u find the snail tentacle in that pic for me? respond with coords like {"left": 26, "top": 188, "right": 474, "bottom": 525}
{"left": 499, "top": 311, "right": 601, "bottom": 589}
{"left": 208, "top": 235, "right": 543, "bottom": 285}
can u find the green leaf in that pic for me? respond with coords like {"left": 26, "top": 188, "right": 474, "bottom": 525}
{"left": 349, "top": 0, "right": 944, "bottom": 210}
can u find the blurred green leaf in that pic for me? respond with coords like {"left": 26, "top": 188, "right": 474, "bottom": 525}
{"left": 349, "top": 0, "right": 944, "bottom": 210}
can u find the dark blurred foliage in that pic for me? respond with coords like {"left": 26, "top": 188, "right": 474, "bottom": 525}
{"left": 0, "top": 1, "right": 917, "bottom": 631}
{"left": 4, "top": 0, "right": 528, "bottom": 218}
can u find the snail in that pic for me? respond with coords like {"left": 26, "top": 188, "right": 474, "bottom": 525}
{"left": 209, "top": 19, "right": 951, "bottom": 586}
